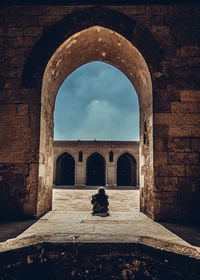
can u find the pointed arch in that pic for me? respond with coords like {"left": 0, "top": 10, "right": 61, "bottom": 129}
{"left": 21, "top": 6, "right": 137, "bottom": 88}
{"left": 30, "top": 12, "right": 154, "bottom": 217}
{"left": 56, "top": 152, "right": 75, "bottom": 185}
{"left": 86, "top": 152, "right": 105, "bottom": 186}
{"left": 117, "top": 153, "right": 137, "bottom": 186}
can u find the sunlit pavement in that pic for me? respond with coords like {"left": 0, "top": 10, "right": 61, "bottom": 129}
{"left": 0, "top": 187, "right": 199, "bottom": 259}
{"left": 52, "top": 187, "right": 140, "bottom": 212}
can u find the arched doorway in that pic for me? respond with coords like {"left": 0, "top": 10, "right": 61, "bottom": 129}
{"left": 56, "top": 153, "right": 75, "bottom": 185}
{"left": 86, "top": 153, "right": 105, "bottom": 186}
{"left": 38, "top": 25, "right": 153, "bottom": 217}
{"left": 117, "top": 153, "right": 136, "bottom": 186}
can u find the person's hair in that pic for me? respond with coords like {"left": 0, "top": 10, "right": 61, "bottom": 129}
{"left": 98, "top": 187, "right": 105, "bottom": 195}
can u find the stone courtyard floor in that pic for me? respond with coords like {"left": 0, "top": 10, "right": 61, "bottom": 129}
{"left": 0, "top": 187, "right": 200, "bottom": 258}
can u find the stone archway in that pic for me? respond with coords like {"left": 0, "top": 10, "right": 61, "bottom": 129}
{"left": 39, "top": 25, "right": 153, "bottom": 218}
{"left": 117, "top": 153, "right": 136, "bottom": 186}
{"left": 86, "top": 153, "right": 105, "bottom": 186}
{"left": 56, "top": 153, "right": 75, "bottom": 186}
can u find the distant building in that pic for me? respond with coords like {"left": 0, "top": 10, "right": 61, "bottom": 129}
{"left": 54, "top": 141, "right": 139, "bottom": 187}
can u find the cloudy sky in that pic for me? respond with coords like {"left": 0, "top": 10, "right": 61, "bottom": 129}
{"left": 54, "top": 61, "right": 139, "bottom": 141}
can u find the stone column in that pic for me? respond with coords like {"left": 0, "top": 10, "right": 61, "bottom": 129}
{"left": 106, "top": 164, "right": 117, "bottom": 187}
{"left": 75, "top": 163, "right": 85, "bottom": 186}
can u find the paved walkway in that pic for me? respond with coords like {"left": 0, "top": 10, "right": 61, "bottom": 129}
{"left": 0, "top": 188, "right": 200, "bottom": 258}
{"left": 52, "top": 187, "right": 139, "bottom": 212}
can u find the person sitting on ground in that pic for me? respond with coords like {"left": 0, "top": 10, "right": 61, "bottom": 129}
{"left": 91, "top": 187, "right": 109, "bottom": 216}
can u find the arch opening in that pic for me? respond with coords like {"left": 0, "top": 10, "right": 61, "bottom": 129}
{"left": 117, "top": 153, "right": 136, "bottom": 186}
{"left": 56, "top": 153, "right": 75, "bottom": 185}
{"left": 54, "top": 61, "right": 139, "bottom": 141}
{"left": 86, "top": 153, "right": 105, "bottom": 186}
{"left": 39, "top": 25, "right": 153, "bottom": 218}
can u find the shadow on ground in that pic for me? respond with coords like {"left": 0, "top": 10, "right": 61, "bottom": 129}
{"left": 0, "top": 218, "right": 39, "bottom": 242}
{"left": 161, "top": 222, "right": 200, "bottom": 247}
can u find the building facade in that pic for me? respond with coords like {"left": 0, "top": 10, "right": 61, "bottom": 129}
{"left": 54, "top": 141, "right": 139, "bottom": 187}
{"left": 0, "top": 2, "right": 200, "bottom": 222}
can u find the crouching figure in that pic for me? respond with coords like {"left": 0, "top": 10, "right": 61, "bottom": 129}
{"left": 91, "top": 187, "right": 109, "bottom": 216}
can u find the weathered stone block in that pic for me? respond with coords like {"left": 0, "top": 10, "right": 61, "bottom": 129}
{"left": 176, "top": 46, "right": 200, "bottom": 57}
{"left": 0, "top": 151, "right": 26, "bottom": 164}
{"left": 0, "top": 126, "right": 16, "bottom": 139}
{"left": 2, "top": 77, "right": 21, "bottom": 89}
{"left": 168, "top": 152, "right": 200, "bottom": 164}
{"left": 114, "top": 5, "right": 146, "bottom": 15}
{"left": 155, "top": 113, "right": 200, "bottom": 126}
{"left": 145, "top": 5, "right": 168, "bottom": 15}
{"left": 40, "top": 6, "right": 78, "bottom": 16}
{"left": 154, "top": 191, "right": 179, "bottom": 203}
{"left": 186, "top": 165, "right": 200, "bottom": 177}
{"left": 153, "top": 125, "right": 169, "bottom": 137}
{"left": 171, "top": 101, "right": 200, "bottom": 113}
{"left": 149, "top": 15, "right": 165, "bottom": 25}
{"left": 153, "top": 137, "right": 167, "bottom": 152}
{"left": 167, "top": 78, "right": 200, "bottom": 91}
{"left": 3, "top": 47, "right": 32, "bottom": 57}
{"left": 154, "top": 114, "right": 200, "bottom": 137}
{"left": 180, "top": 90, "right": 200, "bottom": 101}
{"left": 154, "top": 164, "right": 185, "bottom": 177}
{"left": 190, "top": 177, "right": 200, "bottom": 191}
{"left": 16, "top": 104, "right": 29, "bottom": 116}
{"left": 14, "top": 36, "right": 38, "bottom": 48}
{"left": 171, "top": 66, "right": 200, "bottom": 79}
{"left": 174, "top": 5, "right": 196, "bottom": 15}
{"left": 154, "top": 152, "right": 167, "bottom": 165}
{"left": 15, "top": 16, "right": 38, "bottom": 27}
{"left": 0, "top": 15, "right": 16, "bottom": 26}
{"left": 154, "top": 176, "right": 180, "bottom": 191}
{"left": 12, "top": 164, "right": 29, "bottom": 176}
{"left": 167, "top": 137, "right": 190, "bottom": 152}
{"left": 153, "top": 90, "right": 180, "bottom": 113}
{"left": 24, "top": 27, "right": 43, "bottom": 36}
{"left": 0, "top": 103, "right": 17, "bottom": 115}
{"left": 169, "top": 127, "right": 196, "bottom": 137}
{"left": 150, "top": 25, "right": 172, "bottom": 46}
{"left": 171, "top": 57, "right": 200, "bottom": 68}
{"left": 37, "top": 15, "right": 64, "bottom": 26}
{"left": 15, "top": 127, "right": 32, "bottom": 139}
{"left": 191, "top": 138, "right": 200, "bottom": 151}
{"left": 0, "top": 27, "right": 23, "bottom": 36}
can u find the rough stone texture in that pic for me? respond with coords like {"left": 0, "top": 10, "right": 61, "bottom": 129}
{"left": 0, "top": 4, "right": 200, "bottom": 222}
{"left": 0, "top": 242, "right": 200, "bottom": 280}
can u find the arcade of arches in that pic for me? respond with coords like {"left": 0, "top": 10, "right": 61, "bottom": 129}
{"left": 0, "top": 4, "right": 200, "bottom": 224}
{"left": 54, "top": 141, "right": 139, "bottom": 187}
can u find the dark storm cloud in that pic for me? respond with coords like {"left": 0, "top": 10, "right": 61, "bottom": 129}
{"left": 54, "top": 61, "right": 139, "bottom": 141}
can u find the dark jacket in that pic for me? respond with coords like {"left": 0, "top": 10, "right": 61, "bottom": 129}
{"left": 91, "top": 193, "right": 109, "bottom": 213}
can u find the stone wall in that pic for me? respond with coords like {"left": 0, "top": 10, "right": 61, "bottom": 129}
{"left": 0, "top": 3, "right": 200, "bottom": 221}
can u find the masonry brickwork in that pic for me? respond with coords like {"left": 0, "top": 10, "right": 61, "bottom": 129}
{"left": 0, "top": 3, "right": 200, "bottom": 222}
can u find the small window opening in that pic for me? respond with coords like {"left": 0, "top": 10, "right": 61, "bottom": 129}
{"left": 144, "top": 121, "right": 147, "bottom": 145}
{"left": 79, "top": 151, "right": 83, "bottom": 162}
{"left": 109, "top": 151, "right": 113, "bottom": 162}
